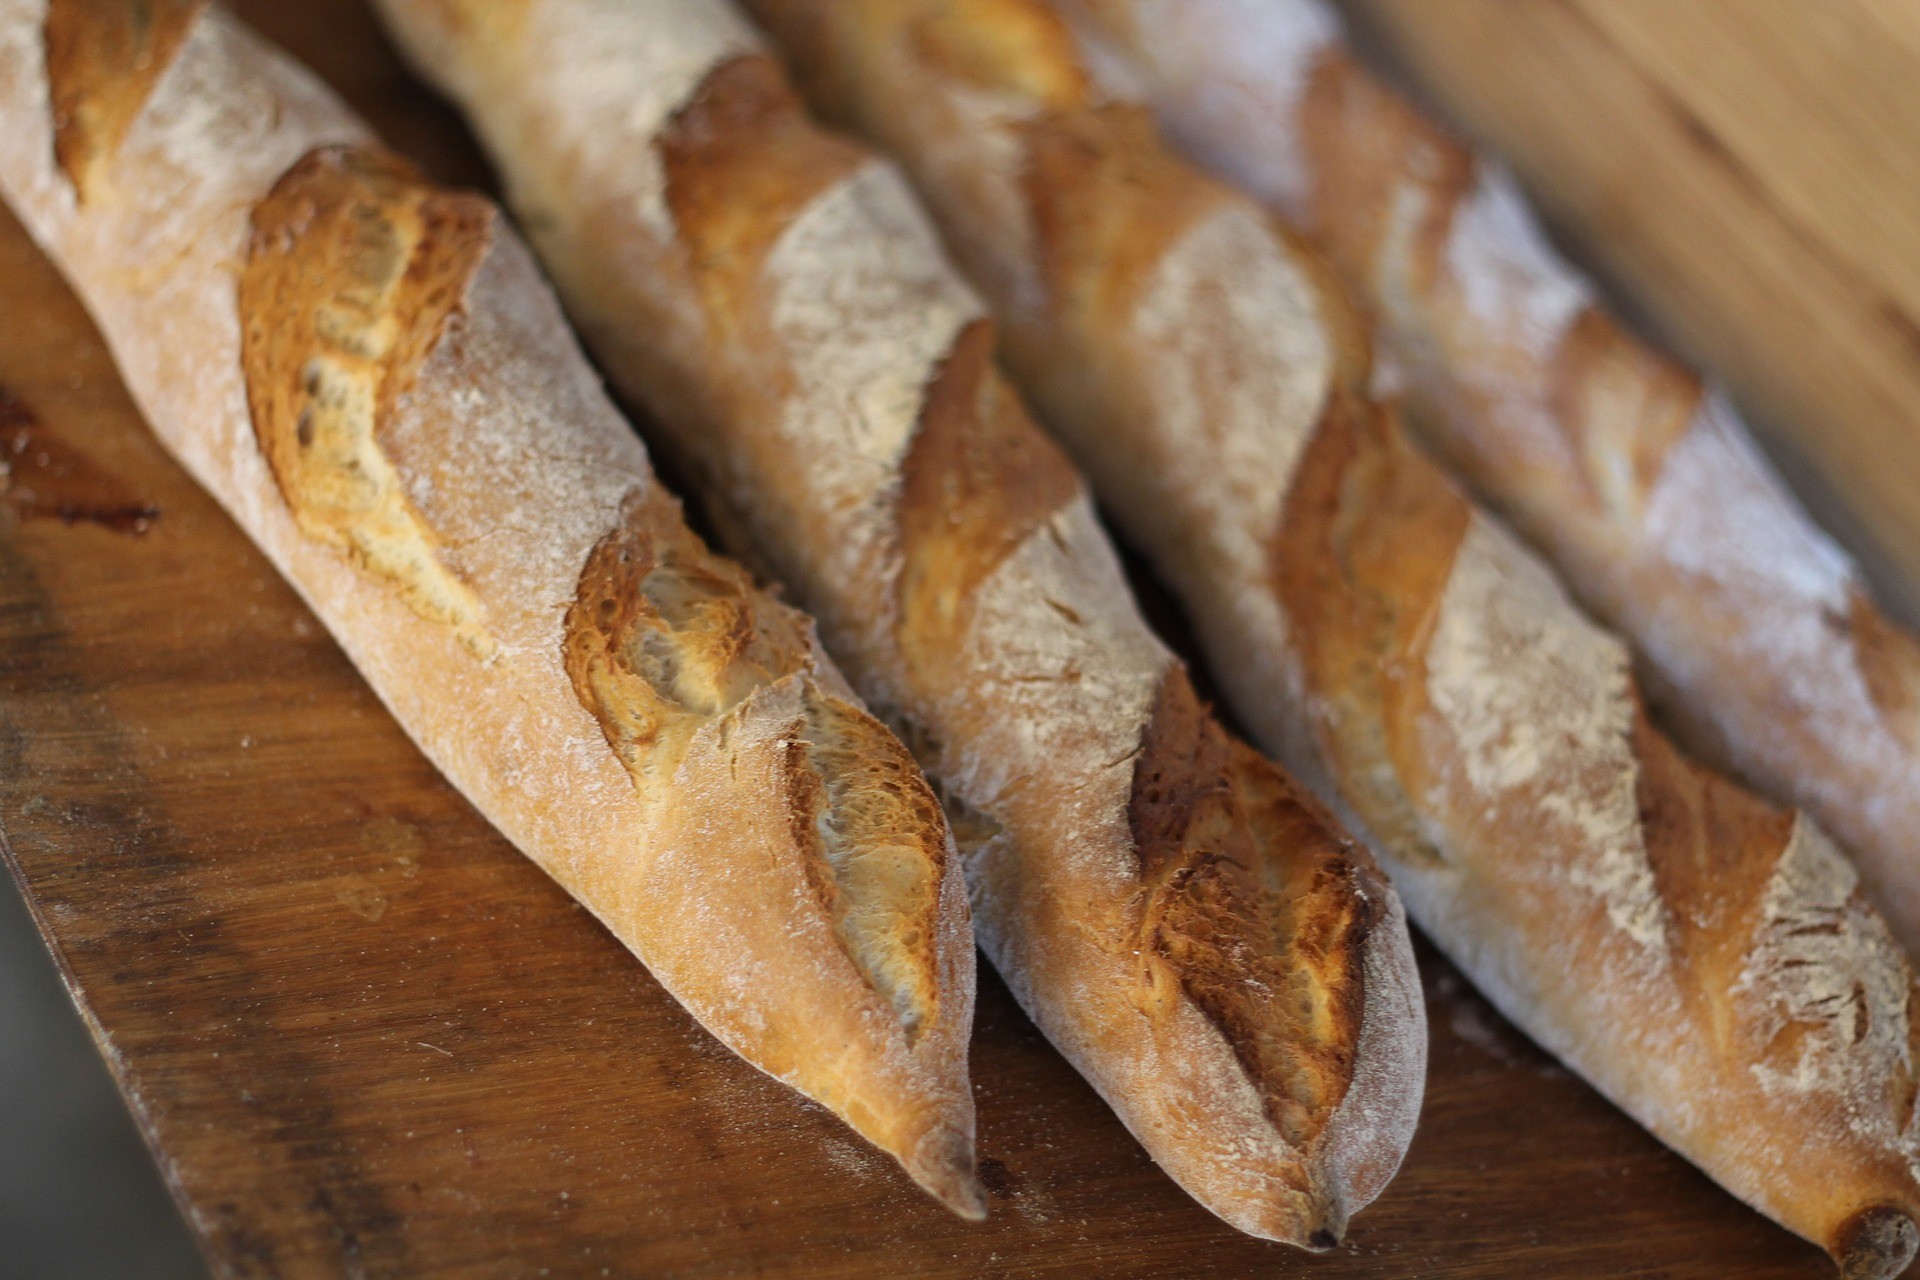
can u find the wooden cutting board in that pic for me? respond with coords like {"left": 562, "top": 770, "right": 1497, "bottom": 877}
{"left": 0, "top": 2, "right": 1911, "bottom": 1277}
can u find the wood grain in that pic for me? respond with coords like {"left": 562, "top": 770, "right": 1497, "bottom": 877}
{"left": 1348, "top": 0, "right": 1920, "bottom": 627}
{"left": 0, "top": 1, "right": 1907, "bottom": 1275}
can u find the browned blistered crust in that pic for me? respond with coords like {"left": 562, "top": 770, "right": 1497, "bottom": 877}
{"left": 681, "top": 31, "right": 1394, "bottom": 1152}
{"left": 758, "top": 0, "right": 1089, "bottom": 142}
{"left": 1015, "top": 70, "right": 1379, "bottom": 403}
{"left": 564, "top": 489, "right": 950, "bottom": 1039}
{"left": 43, "top": 0, "right": 208, "bottom": 200}
{"left": 3, "top": 3, "right": 990, "bottom": 1218}
{"left": 1273, "top": 325, "right": 1897, "bottom": 1070}
{"left": 791, "top": 687, "right": 952, "bottom": 1040}
{"left": 903, "top": 0, "right": 1087, "bottom": 108}
{"left": 1627, "top": 705, "right": 1789, "bottom": 1002}
{"left": 1299, "top": 46, "right": 1713, "bottom": 533}
{"left": 563, "top": 487, "right": 813, "bottom": 788}
{"left": 733, "top": 0, "right": 1920, "bottom": 1260}
{"left": 662, "top": 50, "right": 1091, "bottom": 685}
{"left": 240, "top": 144, "right": 495, "bottom": 656}
{"left": 1624, "top": 698, "right": 1920, "bottom": 1148}
{"left": 1314, "top": 5, "right": 1920, "bottom": 1043}
{"left": 896, "top": 319, "right": 1082, "bottom": 668}
{"left": 1128, "top": 664, "right": 1377, "bottom": 1154}
{"left": 729, "top": 0, "right": 1422, "bottom": 1232}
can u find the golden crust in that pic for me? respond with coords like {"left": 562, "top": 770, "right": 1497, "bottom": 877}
{"left": 240, "top": 144, "right": 496, "bottom": 656}
{"left": 370, "top": 0, "right": 1427, "bottom": 1246}
{"left": 1297, "top": 50, "right": 1463, "bottom": 324}
{"left": 667, "top": 14, "right": 1413, "bottom": 1221}
{"left": 564, "top": 488, "right": 952, "bottom": 1042}
{"left": 659, "top": 53, "right": 867, "bottom": 333}
{"left": 1272, "top": 391, "right": 1469, "bottom": 873}
{"left": 563, "top": 486, "right": 814, "bottom": 793}
{"left": 43, "top": 0, "right": 207, "bottom": 200}
{"left": 1546, "top": 310, "right": 1701, "bottom": 519}
{"left": 1279, "top": 13, "right": 1920, "bottom": 998}
{"left": 742, "top": 0, "right": 1920, "bottom": 1268}
{"left": 1128, "top": 664, "right": 1380, "bottom": 1154}
{"left": 1021, "top": 101, "right": 1221, "bottom": 326}
{"left": 1851, "top": 587, "right": 1920, "bottom": 757}
{"left": 896, "top": 318, "right": 1082, "bottom": 668}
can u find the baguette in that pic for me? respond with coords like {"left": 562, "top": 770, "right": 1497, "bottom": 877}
{"left": 371, "top": 0, "right": 1427, "bottom": 1247}
{"left": 0, "top": 0, "right": 985, "bottom": 1216}
{"left": 1053, "top": 0, "right": 1920, "bottom": 961}
{"left": 739, "top": 0, "right": 1920, "bottom": 1271}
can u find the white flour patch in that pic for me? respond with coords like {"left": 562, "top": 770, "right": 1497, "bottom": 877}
{"left": 438, "top": 0, "right": 754, "bottom": 240}
{"left": 941, "top": 497, "right": 1167, "bottom": 831}
{"left": 1444, "top": 164, "right": 1591, "bottom": 362}
{"left": 1128, "top": 202, "right": 1331, "bottom": 592}
{"left": 902, "top": 69, "right": 1052, "bottom": 318}
{"left": 1645, "top": 391, "right": 1853, "bottom": 624}
{"left": 1372, "top": 177, "right": 1433, "bottom": 358}
{"left": 762, "top": 160, "right": 981, "bottom": 608}
{"left": 1426, "top": 516, "right": 1663, "bottom": 951}
{"left": 1633, "top": 391, "right": 1920, "bottom": 935}
{"left": 1059, "top": 0, "right": 1339, "bottom": 219}
{"left": 1736, "top": 818, "right": 1920, "bottom": 1161}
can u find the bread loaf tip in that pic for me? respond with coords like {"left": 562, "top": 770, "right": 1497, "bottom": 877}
{"left": 1836, "top": 1207, "right": 1918, "bottom": 1280}
{"left": 902, "top": 1121, "right": 989, "bottom": 1221}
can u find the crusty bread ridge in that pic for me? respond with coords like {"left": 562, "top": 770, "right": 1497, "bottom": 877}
{"left": 739, "top": 0, "right": 1920, "bottom": 1272}
{"left": 0, "top": 0, "right": 985, "bottom": 1216}
{"left": 1054, "top": 0, "right": 1920, "bottom": 966}
{"left": 371, "top": 0, "right": 1427, "bottom": 1247}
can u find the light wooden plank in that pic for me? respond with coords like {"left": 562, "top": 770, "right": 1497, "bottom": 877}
{"left": 1569, "top": 0, "right": 1920, "bottom": 319}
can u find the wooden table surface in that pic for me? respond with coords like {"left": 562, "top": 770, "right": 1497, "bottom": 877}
{"left": 1, "top": 2, "right": 1914, "bottom": 1277}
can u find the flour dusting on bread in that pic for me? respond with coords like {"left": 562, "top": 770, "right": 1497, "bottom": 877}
{"left": 1132, "top": 202, "right": 1330, "bottom": 591}
{"left": 372, "top": 0, "right": 1426, "bottom": 1247}
{"left": 1738, "top": 817, "right": 1920, "bottom": 1166}
{"left": 763, "top": 159, "right": 979, "bottom": 629}
{"left": 1059, "top": 0, "right": 1335, "bottom": 215}
{"left": 1426, "top": 517, "right": 1664, "bottom": 951}
{"left": 1443, "top": 165, "right": 1591, "bottom": 363}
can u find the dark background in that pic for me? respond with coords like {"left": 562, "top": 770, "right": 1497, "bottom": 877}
{"left": 0, "top": 872, "right": 205, "bottom": 1277}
